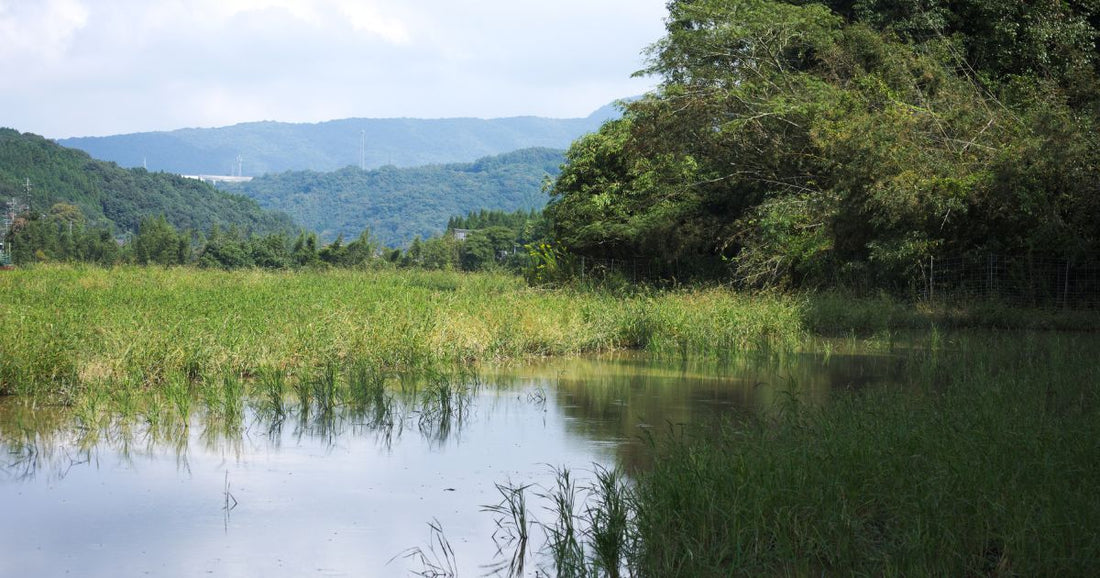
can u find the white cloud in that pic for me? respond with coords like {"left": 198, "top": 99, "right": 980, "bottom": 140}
{"left": 0, "top": 0, "right": 667, "bottom": 137}
{"left": 335, "top": 1, "right": 410, "bottom": 44}
{"left": 0, "top": 0, "right": 89, "bottom": 61}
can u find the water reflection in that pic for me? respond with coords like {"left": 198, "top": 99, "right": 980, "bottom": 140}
{"left": 483, "top": 351, "right": 904, "bottom": 471}
{"left": 0, "top": 351, "right": 903, "bottom": 576}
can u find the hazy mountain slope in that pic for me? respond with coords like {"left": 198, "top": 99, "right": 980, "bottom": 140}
{"left": 0, "top": 128, "right": 296, "bottom": 235}
{"left": 223, "top": 147, "right": 563, "bottom": 246}
{"left": 58, "top": 104, "right": 621, "bottom": 176}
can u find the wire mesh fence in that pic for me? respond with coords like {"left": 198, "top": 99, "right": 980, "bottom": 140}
{"left": 570, "top": 256, "right": 732, "bottom": 285}
{"left": 570, "top": 253, "right": 1100, "bottom": 309}
{"left": 919, "top": 254, "right": 1100, "bottom": 309}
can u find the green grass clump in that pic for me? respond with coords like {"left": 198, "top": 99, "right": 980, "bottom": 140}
{"left": 0, "top": 265, "right": 809, "bottom": 402}
{"left": 628, "top": 333, "right": 1100, "bottom": 576}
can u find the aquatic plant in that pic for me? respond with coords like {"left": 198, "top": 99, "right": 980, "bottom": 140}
{"left": 624, "top": 333, "right": 1100, "bottom": 576}
{"left": 393, "top": 518, "right": 458, "bottom": 578}
{"left": 481, "top": 480, "right": 533, "bottom": 577}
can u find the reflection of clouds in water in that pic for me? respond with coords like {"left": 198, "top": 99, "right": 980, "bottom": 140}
{"left": 0, "top": 352, "right": 905, "bottom": 576}
{"left": 0, "top": 379, "right": 607, "bottom": 576}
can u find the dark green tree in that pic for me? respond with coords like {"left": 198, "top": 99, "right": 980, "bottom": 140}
{"left": 133, "top": 215, "right": 189, "bottom": 266}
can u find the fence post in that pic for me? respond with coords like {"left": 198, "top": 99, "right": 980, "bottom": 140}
{"left": 988, "top": 253, "right": 994, "bottom": 300}
{"left": 929, "top": 256, "right": 935, "bottom": 302}
{"left": 1064, "top": 261, "right": 1071, "bottom": 308}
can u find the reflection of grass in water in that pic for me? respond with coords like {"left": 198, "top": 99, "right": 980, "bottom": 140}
{"left": 255, "top": 367, "right": 287, "bottom": 423}
{"left": 481, "top": 481, "right": 532, "bottom": 577}
{"left": 1, "top": 364, "right": 486, "bottom": 480}
{"left": 537, "top": 466, "right": 585, "bottom": 576}
{"left": 344, "top": 360, "right": 391, "bottom": 421}
{"left": 392, "top": 518, "right": 458, "bottom": 578}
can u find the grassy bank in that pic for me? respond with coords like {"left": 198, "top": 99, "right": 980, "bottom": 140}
{"left": 0, "top": 265, "right": 805, "bottom": 399}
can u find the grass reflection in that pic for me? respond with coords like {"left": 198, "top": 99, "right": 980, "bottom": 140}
{"left": 0, "top": 367, "right": 482, "bottom": 480}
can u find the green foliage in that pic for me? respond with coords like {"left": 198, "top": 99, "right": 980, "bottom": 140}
{"left": 419, "top": 235, "right": 460, "bottom": 270}
{"left": 197, "top": 225, "right": 254, "bottom": 269}
{"left": 223, "top": 147, "right": 562, "bottom": 246}
{"left": 0, "top": 128, "right": 296, "bottom": 238}
{"left": 546, "top": 0, "right": 1100, "bottom": 288}
{"left": 133, "top": 215, "right": 189, "bottom": 266}
{"left": 30, "top": 204, "right": 121, "bottom": 266}
{"left": 0, "top": 266, "right": 812, "bottom": 398}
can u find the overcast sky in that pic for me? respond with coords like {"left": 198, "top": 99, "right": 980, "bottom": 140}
{"left": 0, "top": 0, "right": 668, "bottom": 138}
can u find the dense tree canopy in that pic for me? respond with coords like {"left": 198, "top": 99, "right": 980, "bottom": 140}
{"left": 546, "top": 0, "right": 1100, "bottom": 288}
{"left": 223, "top": 147, "right": 563, "bottom": 246}
{"left": 0, "top": 129, "right": 297, "bottom": 238}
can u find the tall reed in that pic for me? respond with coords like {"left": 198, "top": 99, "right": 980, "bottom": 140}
{"left": 0, "top": 266, "right": 811, "bottom": 403}
{"left": 627, "top": 332, "right": 1100, "bottom": 575}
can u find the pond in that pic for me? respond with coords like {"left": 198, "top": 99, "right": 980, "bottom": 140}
{"left": 0, "top": 350, "right": 902, "bottom": 577}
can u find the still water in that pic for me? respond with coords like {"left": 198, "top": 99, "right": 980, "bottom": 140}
{"left": 0, "top": 352, "right": 898, "bottom": 576}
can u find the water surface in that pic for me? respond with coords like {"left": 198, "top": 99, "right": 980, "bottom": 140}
{"left": 0, "top": 351, "right": 898, "bottom": 576}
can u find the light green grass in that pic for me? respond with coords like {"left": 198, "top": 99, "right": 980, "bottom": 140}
{"left": 0, "top": 265, "right": 806, "bottom": 400}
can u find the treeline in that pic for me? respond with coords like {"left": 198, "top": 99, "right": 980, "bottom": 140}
{"left": 223, "top": 147, "right": 562, "bottom": 246}
{"left": 0, "top": 129, "right": 296, "bottom": 238}
{"left": 6, "top": 205, "right": 546, "bottom": 272}
{"left": 545, "top": 0, "right": 1100, "bottom": 289}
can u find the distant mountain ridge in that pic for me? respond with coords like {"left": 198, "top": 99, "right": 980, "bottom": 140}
{"left": 223, "top": 147, "right": 564, "bottom": 246}
{"left": 58, "top": 103, "right": 623, "bottom": 177}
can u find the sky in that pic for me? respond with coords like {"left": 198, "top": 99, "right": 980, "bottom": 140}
{"left": 0, "top": 0, "right": 669, "bottom": 139}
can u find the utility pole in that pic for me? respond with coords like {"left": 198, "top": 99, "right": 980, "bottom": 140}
{"left": 360, "top": 129, "right": 366, "bottom": 170}
{"left": 236, "top": 155, "right": 243, "bottom": 177}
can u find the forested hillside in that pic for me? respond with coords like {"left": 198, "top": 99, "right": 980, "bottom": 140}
{"left": 58, "top": 104, "right": 619, "bottom": 176}
{"left": 0, "top": 129, "right": 296, "bottom": 236}
{"left": 225, "top": 147, "right": 563, "bottom": 246}
{"left": 546, "top": 0, "right": 1100, "bottom": 288}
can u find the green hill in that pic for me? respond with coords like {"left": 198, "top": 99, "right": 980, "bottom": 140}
{"left": 57, "top": 104, "right": 621, "bottom": 176}
{"left": 0, "top": 128, "right": 295, "bottom": 235}
{"left": 223, "top": 147, "right": 563, "bottom": 246}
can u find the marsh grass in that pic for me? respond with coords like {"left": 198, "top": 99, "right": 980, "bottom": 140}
{"left": 539, "top": 466, "right": 587, "bottom": 577}
{"left": 255, "top": 367, "right": 287, "bottom": 423}
{"left": 584, "top": 465, "right": 632, "bottom": 578}
{"left": 804, "top": 290, "right": 1100, "bottom": 334}
{"left": 0, "top": 266, "right": 812, "bottom": 405}
{"left": 394, "top": 518, "right": 458, "bottom": 578}
{"left": 481, "top": 481, "right": 533, "bottom": 577}
{"left": 623, "top": 332, "right": 1100, "bottom": 576}
{"left": 456, "top": 332, "right": 1098, "bottom": 577}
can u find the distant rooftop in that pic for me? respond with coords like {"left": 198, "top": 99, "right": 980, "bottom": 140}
{"left": 182, "top": 175, "right": 253, "bottom": 184}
